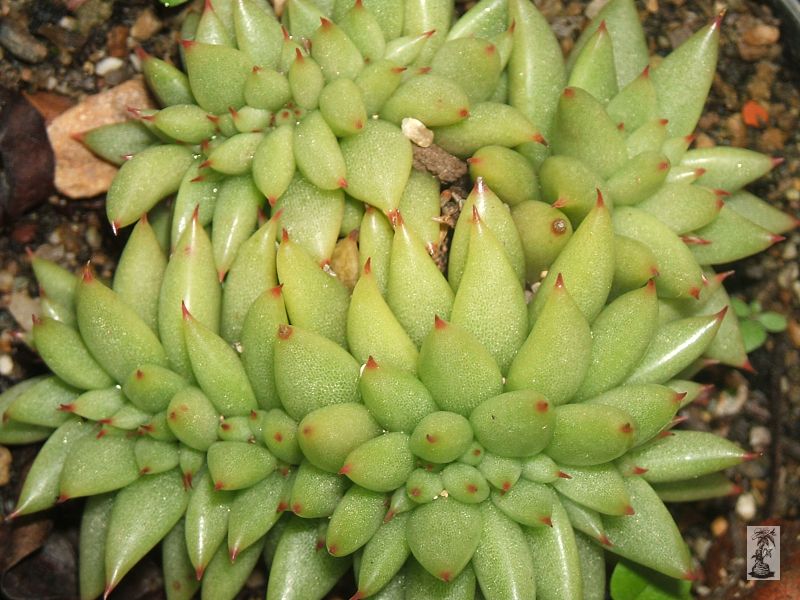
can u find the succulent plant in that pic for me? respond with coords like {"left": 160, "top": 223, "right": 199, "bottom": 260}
{"left": 1, "top": 0, "right": 796, "bottom": 599}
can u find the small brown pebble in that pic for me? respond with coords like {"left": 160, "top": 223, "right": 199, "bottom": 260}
{"left": 695, "top": 132, "right": 716, "bottom": 149}
{"left": 130, "top": 8, "right": 162, "bottom": 41}
{"left": 742, "top": 24, "right": 780, "bottom": 46}
{"left": 758, "top": 127, "right": 787, "bottom": 153}
{"left": 106, "top": 25, "right": 129, "bottom": 58}
{"left": 787, "top": 319, "right": 800, "bottom": 349}
{"left": 711, "top": 516, "right": 729, "bottom": 537}
{"left": 737, "top": 39, "right": 771, "bottom": 61}
{"left": 0, "top": 445, "right": 11, "bottom": 486}
{"left": 725, "top": 114, "right": 747, "bottom": 147}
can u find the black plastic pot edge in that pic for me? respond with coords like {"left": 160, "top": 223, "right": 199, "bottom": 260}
{"left": 769, "top": 0, "right": 800, "bottom": 61}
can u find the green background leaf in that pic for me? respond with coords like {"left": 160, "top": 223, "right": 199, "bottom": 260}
{"left": 610, "top": 560, "right": 692, "bottom": 600}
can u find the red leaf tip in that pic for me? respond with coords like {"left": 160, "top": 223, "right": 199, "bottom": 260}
{"left": 712, "top": 9, "right": 726, "bottom": 31}
{"left": 434, "top": 315, "right": 447, "bottom": 330}
{"left": 595, "top": 188, "right": 605, "bottom": 208}
{"left": 740, "top": 359, "right": 757, "bottom": 374}
{"left": 554, "top": 272, "right": 565, "bottom": 289}
{"left": 277, "top": 324, "right": 293, "bottom": 340}
{"left": 386, "top": 209, "right": 404, "bottom": 228}
{"left": 81, "top": 263, "right": 94, "bottom": 282}
{"left": 365, "top": 355, "right": 379, "bottom": 370}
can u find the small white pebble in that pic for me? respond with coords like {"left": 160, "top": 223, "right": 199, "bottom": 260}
{"left": 58, "top": 16, "right": 78, "bottom": 30}
{"left": 693, "top": 536, "right": 712, "bottom": 560}
{"left": 96, "top": 57, "right": 124, "bottom": 77}
{"left": 401, "top": 117, "right": 434, "bottom": 148}
{"left": 749, "top": 425, "right": 771, "bottom": 450}
{"left": 736, "top": 492, "right": 757, "bottom": 521}
{"left": 129, "top": 51, "right": 142, "bottom": 72}
{"left": 0, "top": 355, "right": 13, "bottom": 376}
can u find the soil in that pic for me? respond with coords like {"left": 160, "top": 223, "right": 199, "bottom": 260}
{"left": 0, "top": 0, "right": 798, "bottom": 598}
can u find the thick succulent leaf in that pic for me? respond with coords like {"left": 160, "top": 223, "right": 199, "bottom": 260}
{"left": 266, "top": 518, "right": 351, "bottom": 600}
{"left": 273, "top": 324, "right": 361, "bottom": 420}
{"left": 507, "top": 0, "right": 565, "bottom": 137}
{"left": 568, "top": 0, "right": 648, "bottom": 88}
{"left": 356, "top": 512, "right": 411, "bottom": 598}
{"left": 617, "top": 430, "right": 749, "bottom": 482}
{"left": 602, "top": 477, "right": 694, "bottom": 580}
{"left": 575, "top": 531, "right": 607, "bottom": 600}
{"left": 450, "top": 212, "right": 527, "bottom": 373}
{"left": 106, "top": 145, "right": 195, "bottom": 231}
{"left": 13, "top": 418, "right": 90, "bottom": 517}
{"left": 651, "top": 17, "right": 719, "bottom": 137}
{"left": 159, "top": 213, "right": 221, "bottom": 380}
{"left": 529, "top": 196, "right": 614, "bottom": 323}
{"left": 105, "top": 469, "right": 189, "bottom": 594}
{"left": 524, "top": 497, "right": 583, "bottom": 599}
{"left": 407, "top": 496, "right": 482, "bottom": 582}
{"left": 472, "top": 501, "right": 537, "bottom": 600}
{"left": 506, "top": 277, "right": 592, "bottom": 405}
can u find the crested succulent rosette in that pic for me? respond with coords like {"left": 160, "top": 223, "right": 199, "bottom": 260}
{"left": 1, "top": 0, "right": 796, "bottom": 598}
